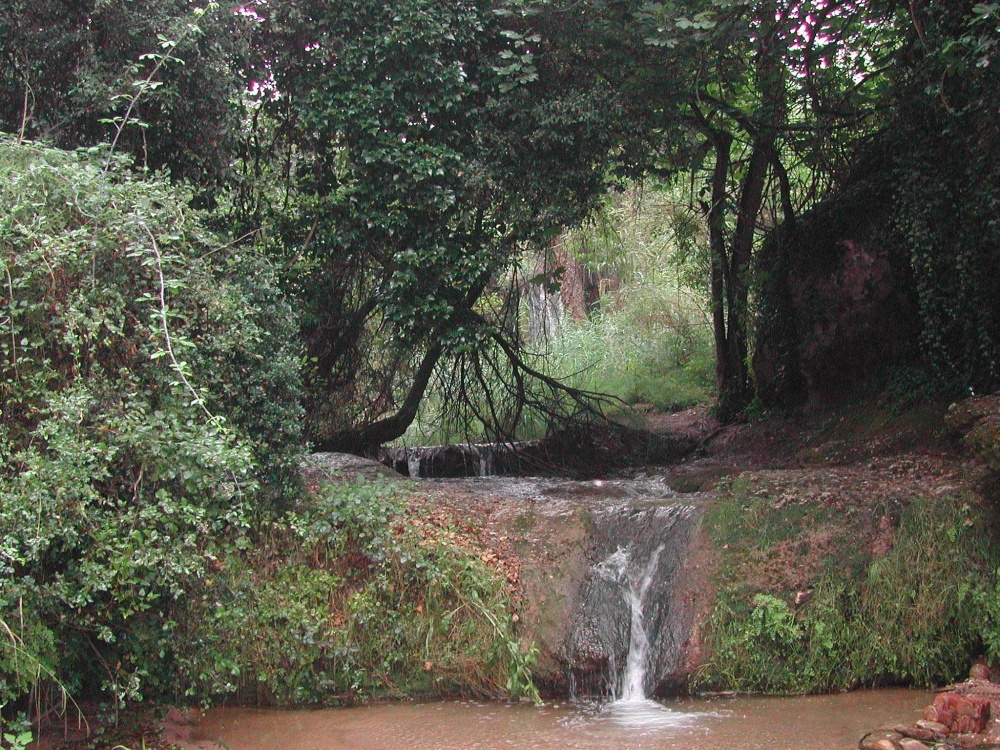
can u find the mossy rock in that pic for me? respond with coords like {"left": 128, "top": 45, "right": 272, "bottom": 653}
{"left": 947, "top": 395, "right": 1000, "bottom": 471}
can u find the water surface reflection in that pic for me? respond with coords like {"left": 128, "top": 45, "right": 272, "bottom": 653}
{"left": 194, "top": 689, "right": 929, "bottom": 750}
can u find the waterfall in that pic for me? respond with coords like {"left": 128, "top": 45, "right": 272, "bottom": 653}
{"left": 589, "top": 543, "right": 665, "bottom": 701}
{"left": 620, "top": 544, "right": 664, "bottom": 702}
{"left": 567, "top": 503, "right": 696, "bottom": 701}
{"left": 476, "top": 446, "right": 494, "bottom": 477}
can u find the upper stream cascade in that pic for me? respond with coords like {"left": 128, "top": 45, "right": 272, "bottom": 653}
{"left": 384, "top": 441, "right": 529, "bottom": 478}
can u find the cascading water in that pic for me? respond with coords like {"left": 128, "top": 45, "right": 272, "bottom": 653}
{"left": 381, "top": 441, "right": 536, "bottom": 478}
{"left": 620, "top": 543, "right": 664, "bottom": 702}
{"left": 585, "top": 542, "right": 666, "bottom": 701}
{"left": 417, "top": 475, "right": 702, "bottom": 707}
{"left": 567, "top": 503, "right": 697, "bottom": 703}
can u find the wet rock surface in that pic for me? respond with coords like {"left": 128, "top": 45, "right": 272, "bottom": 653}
{"left": 861, "top": 676, "right": 1000, "bottom": 750}
{"left": 565, "top": 502, "right": 700, "bottom": 698}
{"left": 378, "top": 422, "right": 698, "bottom": 479}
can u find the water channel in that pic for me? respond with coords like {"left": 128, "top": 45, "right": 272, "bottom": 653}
{"left": 192, "top": 689, "right": 931, "bottom": 750}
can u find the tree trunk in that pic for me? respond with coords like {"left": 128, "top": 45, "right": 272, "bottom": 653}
{"left": 552, "top": 235, "right": 589, "bottom": 322}
{"left": 717, "top": 135, "right": 773, "bottom": 419}
{"left": 704, "top": 130, "right": 733, "bottom": 407}
{"left": 312, "top": 341, "right": 444, "bottom": 455}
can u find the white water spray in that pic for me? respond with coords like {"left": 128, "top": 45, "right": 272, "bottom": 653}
{"left": 591, "top": 542, "right": 665, "bottom": 702}
{"left": 619, "top": 543, "right": 664, "bottom": 702}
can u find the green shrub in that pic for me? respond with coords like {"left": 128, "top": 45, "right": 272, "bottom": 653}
{"left": 175, "top": 478, "right": 537, "bottom": 704}
{"left": 0, "top": 137, "right": 302, "bottom": 713}
{"left": 700, "top": 487, "right": 998, "bottom": 693}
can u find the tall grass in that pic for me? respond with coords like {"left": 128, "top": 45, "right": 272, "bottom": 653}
{"left": 538, "top": 185, "right": 714, "bottom": 413}
{"left": 401, "top": 184, "right": 716, "bottom": 446}
{"left": 699, "top": 484, "right": 1000, "bottom": 693}
{"left": 543, "top": 268, "right": 714, "bottom": 411}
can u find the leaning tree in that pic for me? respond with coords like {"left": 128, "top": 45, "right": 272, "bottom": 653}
{"left": 232, "top": 0, "right": 645, "bottom": 451}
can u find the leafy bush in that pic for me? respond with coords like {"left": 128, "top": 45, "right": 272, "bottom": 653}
{"left": 0, "top": 138, "right": 302, "bottom": 714}
{"left": 175, "top": 477, "right": 537, "bottom": 704}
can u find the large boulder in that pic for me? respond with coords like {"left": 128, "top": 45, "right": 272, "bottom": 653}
{"left": 754, "top": 155, "right": 919, "bottom": 408}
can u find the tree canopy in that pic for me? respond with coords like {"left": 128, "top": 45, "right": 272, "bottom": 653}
{"left": 3, "top": 0, "right": 1000, "bottom": 724}
{"left": 1, "top": 0, "right": 998, "bottom": 443}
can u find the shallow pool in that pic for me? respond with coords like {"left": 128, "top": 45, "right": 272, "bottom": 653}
{"left": 193, "top": 689, "right": 930, "bottom": 750}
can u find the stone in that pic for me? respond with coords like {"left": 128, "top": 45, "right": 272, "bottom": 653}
{"left": 946, "top": 396, "right": 1000, "bottom": 435}
{"left": 954, "top": 714, "right": 984, "bottom": 734}
{"left": 970, "top": 662, "right": 993, "bottom": 681}
{"left": 302, "top": 452, "right": 404, "bottom": 483}
{"left": 924, "top": 692, "right": 991, "bottom": 734}
{"left": 894, "top": 722, "right": 944, "bottom": 742}
{"left": 915, "top": 719, "right": 949, "bottom": 736}
{"left": 871, "top": 740, "right": 899, "bottom": 750}
{"left": 898, "top": 740, "right": 928, "bottom": 750}
{"left": 923, "top": 703, "right": 955, "bottom": 728}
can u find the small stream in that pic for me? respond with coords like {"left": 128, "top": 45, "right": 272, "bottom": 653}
{"left": 207, "top": 469, "right": 928, "bottom": 749}
{"left": 192, "top": 689, "right": 931, "bottom": 750}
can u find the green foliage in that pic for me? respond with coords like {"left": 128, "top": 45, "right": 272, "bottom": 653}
{"left": 846, "top": 4, "right": 1000, "bottom": 397}
{"left": 175, "top": 478, "right": 538, "bottom": 704}
{"left": 0, "top": 0, "right": 249, "bottom": 184}
{"left": 235, "top": 0, "right": 637, "bottom": 448}
{"left": 0, "top": 138, "right": 302, "bottom": 711}
{"left": 544, "top": 271, "right": 714, "bottom": 412}
{"left": 700, "top": 487, "right": 998, "bottom": 693}
{"left": 1, "top": 730, "right": 32, "bottom": 750}
{"left": 545, "top": 187, "right": 714, "bottom": 411}
{"left": 401, "top": 185, "right": 715, "bottom": 445}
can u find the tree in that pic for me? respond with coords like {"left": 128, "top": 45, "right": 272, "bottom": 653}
{"left": 877, "top": 1, "right": 1000, "bottom": 394}
{"left": 233, "top": 0, "right": 637, "bottom": 451}
{"left": 0, "top": 0, "right": 250, "bottom": 185}
{"left": 503, "top": 0, "right": 903, "bottom": 418}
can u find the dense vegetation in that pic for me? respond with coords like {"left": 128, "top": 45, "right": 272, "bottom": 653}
{"left": 0, "top": 140, "right": 302, "bottom": 725}
{"left": 701, "top": 479, "right": 999, "bottom": 692}
{"left": 0, "top": 142, "right": 532, "bottom": 741}
{"left": 2, "top": 0, "right": 1000, "bottom": 741}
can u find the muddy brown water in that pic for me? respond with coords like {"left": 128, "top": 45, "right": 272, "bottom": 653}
{"left": 193, "top": 690, "right": 930, "bottom": 750}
